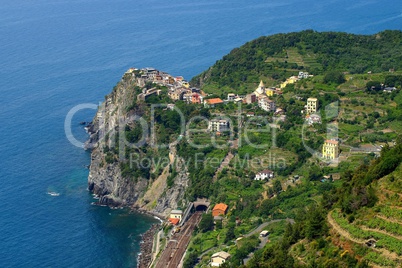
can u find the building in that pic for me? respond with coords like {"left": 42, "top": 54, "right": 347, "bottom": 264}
{"left": 280, "top": 76, "right": 299, "bottom": 89}
{"left": 191, "top": 93, "right": 203, "bottom": 104}
{"left": 137, "top": 87, "right": 161, "bottom": 101}
{"left": 211, "top": 251, "right": 231, "bottom": 267}
{"left": 254, "top": 80, "right": 266, "bottom": 97}
{"left": 298, "top": 71, "right": 310, "bottom": 79}
{"left": 168, "top": 218, "right": 180, "bottom": 225}
{"left": 212, "top": 203, "right": 228, "bottom": 217}
{"left": 169, "top": 209, "right": 183, "bottom": 222}
{"left": 255, "top": 169, "right": 274, "bottom": 180}
{"left": 266, "top": 87, "right": 275, "bottom": 97}
{"left": 260, "top": 230, "right": 269, "bottom": 237}
{"left": 305, "top": 114, "right": 321, "bottom": 125}
{"left": 306, "top": 97, "right": 318, "bottom": 114}
{"left": 227, "top": 93, "right": 236, "bottom": 101}
{"left": 204, "top": 98, "right": 224, "bottom": 108}
{"left": 244, "top": 93, "right": 257, "bottom": 104}
{"left": 322, "top": 140, "right": 339, "bottom": 160}
{"left": 258, "top": 96, "right": 276, "bottom": 112}
{"left": 208, "top": 119, "right": 230, "bottom": 132}
{"left": 168, "top": 88, "right": 186, "bottom": 101}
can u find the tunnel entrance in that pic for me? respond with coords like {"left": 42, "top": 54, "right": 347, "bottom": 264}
{"left": 195, "top": 204, "right": 208, "bottom": 211}
{"left": 193, "top": 198, "right": 210, "bottom": 212}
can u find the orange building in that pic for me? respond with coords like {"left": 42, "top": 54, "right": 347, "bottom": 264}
{"left": 212, "top": 203, "right": 228, "bottom": 217}
{"left": 204, "top": 98, "right": 224, "bottom": 108}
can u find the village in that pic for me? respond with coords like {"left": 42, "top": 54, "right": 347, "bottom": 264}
{"left": 126, "top": 67, "right": 343, "bottom": 267}
{"left": 126, "top": 67, "right": 340, "bottom": 162}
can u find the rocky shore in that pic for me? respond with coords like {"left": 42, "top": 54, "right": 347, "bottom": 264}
{"left": 138, "top": 224, "right": 160, "bottom": 268}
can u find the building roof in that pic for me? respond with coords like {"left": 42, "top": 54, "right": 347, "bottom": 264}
{"left": 325, "top": 139, "right": 339, "bottom": 145}
{"left": 211, "top": 251, "right": 231, "bottom": 260}
{"left": 205, "top": 98, "right": 224, "bottom": 105}
{"left": 213, "top": 203, "right": 228, "bottom": 212}
{"left": 307, "top": 97, "right": 318, "bottom": 101}
{"left": 168, "top": 218, "right": 180, "bottom": 225}
{"left": 258, "top": 169, "right": 274, "bottom": 175}
{"left": 258, "top": 80, "right": 265, "bottom": 88}
{"left": 171, "top": 209, "right": 183, "bottom": 214}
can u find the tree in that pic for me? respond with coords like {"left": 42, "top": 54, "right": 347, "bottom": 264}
{"left": 323, "top": 71, "right": 346, "bottom": 84}
{"left": 225, "top": 223, "right": 236, "bottom": 243}
{"left": 366, "top": 81, "right": 382, "bottom": 91}
{"left": 273, "top": 180, "right": 282, "bottom": 194}
{"left": 199, "top": 213, "right": 214, "bottom": 232}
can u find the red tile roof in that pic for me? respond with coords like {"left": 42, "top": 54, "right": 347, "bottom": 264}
{"left": 168, "top": 218, "right": 180, "bottom": 225}
{"left": 213, "top": 203, "right": 228, "bottom": 212}
{"left": 205, "top": 98, "right": 224, "bottom": 105}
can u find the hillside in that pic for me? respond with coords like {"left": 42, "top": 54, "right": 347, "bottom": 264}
{"left": 86, "top": 31, "right": 402, "bottom": 268}
{"left": 191, "top": 30, "right": 402, "bottom": 94}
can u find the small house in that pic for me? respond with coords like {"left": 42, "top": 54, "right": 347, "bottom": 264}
{"left": 212, "top": 203, "right": 228, "bottom": 217}
{"left": 211, "top": 251, "right": 231, "bottom": 267}
{"left": 260, "top": 230, "right": 269, "bottom": 237}
{"left": 255, "top": 169, "right": 274, "bottom": 180}
{"left": 170, "top": 209, "right": 183, "bottom": 222}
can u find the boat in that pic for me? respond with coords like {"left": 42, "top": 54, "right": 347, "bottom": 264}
{"left": 47, "top": 191, "right": 60, "bottom": 196}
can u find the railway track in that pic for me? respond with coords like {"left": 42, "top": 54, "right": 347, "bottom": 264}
{"left": 155, "top": 212, "right": 202, "bottom": 268}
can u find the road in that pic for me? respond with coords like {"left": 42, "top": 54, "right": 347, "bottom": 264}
{"left": 244, "top": 218, "right": 294, "bottom": 238}
{"left": 155, "top": 212, "right": 203, "bottom": 268}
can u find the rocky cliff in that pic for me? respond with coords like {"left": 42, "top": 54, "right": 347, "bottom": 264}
{"left": 85, "top": 72, "right": 189, "bottom": 217}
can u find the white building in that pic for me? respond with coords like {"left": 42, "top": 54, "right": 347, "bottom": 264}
{"left": 258, "top": 97, "right": 276, "bottom": 112}
{"left": 298, "top": 71, "right": 310, "bottom": 79}
{"left": 208, "top": 119, "right": 230, "bottom": 132}
{"left": 255, "top": 169, "right": 274, "bottom": 180}
{"left": 306, "top": 97, "right": 318, "bottom": 114}
{"left": 227, "top": 93, "right": 236, "bottom": 101}
{"left": 211, "top": 251, "right": 231, "bottom": 267}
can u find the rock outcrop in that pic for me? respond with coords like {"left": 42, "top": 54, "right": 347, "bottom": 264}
{"left": 85, "top": 72, "right": 189, "bottom": 217}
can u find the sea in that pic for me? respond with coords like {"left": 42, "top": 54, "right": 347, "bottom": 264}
{"left": 0, "top": 0, "right": 400, "bottom": 267}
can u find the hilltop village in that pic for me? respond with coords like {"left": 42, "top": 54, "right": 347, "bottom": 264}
{"left": 126, "top": 67, "right": 339, "bottom": 162}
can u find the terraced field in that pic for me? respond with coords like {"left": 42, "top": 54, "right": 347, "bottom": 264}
{"left": 329, "top": 209, "right": 402, "bottom": 267}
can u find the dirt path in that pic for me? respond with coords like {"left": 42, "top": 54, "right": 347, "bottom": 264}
{"left": 327, "top": 211, "right": 365, "bottom": 244}
{"left": 376, "top": 214, "right": 402, "bottom": 225}
{"left": 212, "top": 139, "right": 238, "bottom": 182}
{"left": 360, "top": 226, "right": 402, "bottom": 241}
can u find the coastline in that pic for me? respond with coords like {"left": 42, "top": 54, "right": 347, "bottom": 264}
{"left": 133, "top": 208, "right": 164, "bottom": 267}
{"left": 137, "top": 224, "right": 160, "bottom": 268}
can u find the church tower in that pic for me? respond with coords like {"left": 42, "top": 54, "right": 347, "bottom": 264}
{"left": 255, "top": 80, "right": 265, "bottom": 96}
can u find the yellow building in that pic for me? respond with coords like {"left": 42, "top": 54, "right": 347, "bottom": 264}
{"left": 265, "top": 88, "right": 274, "bottom": 97}
{"left": 322, "top": 140, "right": 339, "bottom": 160}
{"left": 280, "top": 76, "right": 299, "bottom": 89}
{"left": 182, "top": 81, "right": 190, "bottom": 88}
{"left": 169, "top": 209, "right": 183, "bottom": 222}
{"left": 306, "top": 97, "right": 318, "bottom": 114}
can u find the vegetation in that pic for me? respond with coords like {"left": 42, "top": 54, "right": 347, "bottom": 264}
{"left": 103, "top": 30, "right": 402, "bottom": 268}
{"left": 192, "top": 30, "right": 402, "bottom": 93}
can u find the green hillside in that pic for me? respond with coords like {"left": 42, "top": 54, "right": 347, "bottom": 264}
{"left": 191, "top": 30, "right": 402, "bottom": 93}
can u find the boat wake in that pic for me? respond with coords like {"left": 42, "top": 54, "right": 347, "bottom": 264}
{"left": 47, "top": 191, "right": 60, "bottom": 196}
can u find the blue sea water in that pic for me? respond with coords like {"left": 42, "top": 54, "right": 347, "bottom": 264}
{"left": 0, "top": 0, "right": 400, "bottom": 267}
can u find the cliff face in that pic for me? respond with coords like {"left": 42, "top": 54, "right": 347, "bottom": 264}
{"left": 85, "top": 73, "right": 189, "bottom": 217}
